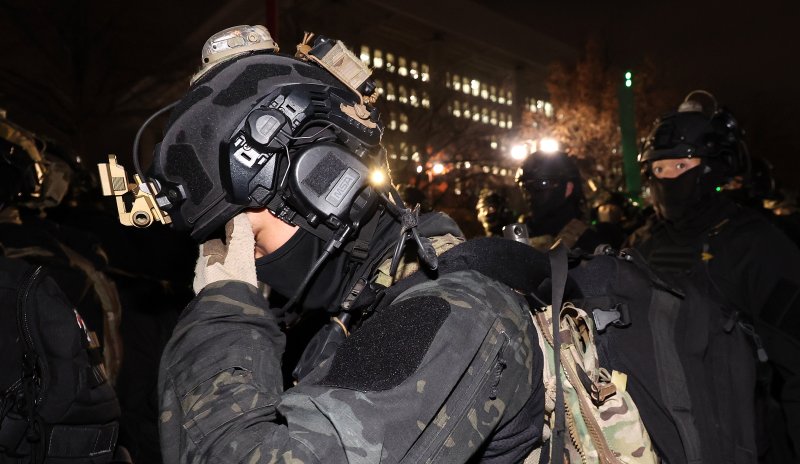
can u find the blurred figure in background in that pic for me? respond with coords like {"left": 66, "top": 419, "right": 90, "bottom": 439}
{"left": 517, "top": 149, "right": 622, "bottom": 251}
{"left": 475, "top": 188, "right": 516, "bottom": 237}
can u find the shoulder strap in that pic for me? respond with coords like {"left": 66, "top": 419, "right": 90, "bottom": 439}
{"left": 649, "top": 286, "right": 703, "bottom": 464}
{"left": 549, "top": 244, "right": 568, "bottom": 464}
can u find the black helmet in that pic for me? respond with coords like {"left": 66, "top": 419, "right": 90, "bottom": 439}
{"left": 1, "top": 116, "right": 72, "bottom": 210}
{"left": 150, "top": 35, "right": 384, "bottom": 241}
{"left": 516, "top": 150, "right": 580, "bottom": 189}
{"left": 639, "top": 90, "right": 748, "bottom": 177}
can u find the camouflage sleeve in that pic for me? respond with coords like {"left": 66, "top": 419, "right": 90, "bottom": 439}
{"left": 158, "top": 274, "right": 543, "bottom": 463}
{"left": 158, "top": 280, "right": 338, "bottom": 464}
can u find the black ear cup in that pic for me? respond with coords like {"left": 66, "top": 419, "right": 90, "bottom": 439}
{"left": 288, "top": 142, "right": 379, "bottom": 229}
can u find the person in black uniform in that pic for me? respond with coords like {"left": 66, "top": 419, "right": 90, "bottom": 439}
{"left": 627, "top": 90, "right": 800, "bottom": 462}
{"left": 517, "top": 149, "right": 622, "bottom": 251}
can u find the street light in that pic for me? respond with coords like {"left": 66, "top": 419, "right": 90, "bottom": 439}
{"left": 538, "top": 137, "right": 560, "bottom": 154}
{"left": 432, "top": 163, "right": 445, "bottom": 175}
{"left": 625, "top": 70, "right": 633, "bottom": 88}
{"left": 510, "top": 144, "right": 528, "bottom": 160}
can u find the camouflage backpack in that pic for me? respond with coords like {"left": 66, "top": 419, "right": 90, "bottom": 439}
{"left": 526, "top": 302, "right": 658, "bottom": 464}
{"left": 521, "top": 244, "right": 657, "bottom": 464}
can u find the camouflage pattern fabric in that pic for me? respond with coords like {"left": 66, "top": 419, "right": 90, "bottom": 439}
{"left": 158, "top": 269, "right": 543, "bottom": 463}
{"left": 528, "top": 302, "right": 657, "bottom": 464}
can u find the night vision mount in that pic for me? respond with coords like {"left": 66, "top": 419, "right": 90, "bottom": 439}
{"left": 98, "top": 154, "right": 171, "bottom": 228}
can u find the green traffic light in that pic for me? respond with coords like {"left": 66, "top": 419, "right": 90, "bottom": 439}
{"left": 625, "top": 71, "right": 632, "bottom": 80}
{"left": 625, "top": 79, "right": 632, "bottom": 88}
{"left": 715, "top": 186, "right": 722, "bottom": 192}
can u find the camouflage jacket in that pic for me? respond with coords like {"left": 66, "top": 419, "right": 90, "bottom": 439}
{"left": 158, "top": 269, "right": 543, "bottom": 463}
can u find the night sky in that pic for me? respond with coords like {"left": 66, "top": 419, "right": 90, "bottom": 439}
{"left": 1, "top": 0, "right": 798, "bottom": 187}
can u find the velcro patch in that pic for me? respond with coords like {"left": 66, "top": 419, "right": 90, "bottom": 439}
{"left": 319, "top": 296, "right": 451, "bottom": 391}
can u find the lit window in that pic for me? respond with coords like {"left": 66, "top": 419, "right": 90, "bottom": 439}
{"left": 360, "top": 45, "right": 370, "bottom": 64}
{"left": 470, "top": 79, "right": 479, "bottom": 90}
{"left": 463, "top": 105, "right": 471, "bottom": 119}
{"left": 375, "top": 79, "right": 384, "bottom": 95}
{"left": 472, "top": 105, "right": 480, "bottom": 121}
{"left": 453, "top": 74, "right": 461, "bottom": 91}
{"left": 386, "top": 144, "right": 396, "bottom": 159}
{"left": 398, "top": 57, "right": 408, "bottom": 76}
{"left": 421, "top": 91, "right": 430, "bottom": 108}
{"left": 445, "top": 72, "right": 451, "bottom": 88}
{"left": 385, "top": 53, "right": 395, "bottom": 73}
{"left": 409, "top": 89, "right": 419, "bottom": 107}
{"left": 453, "top": 101, "right": 461, "bottom": 117}
{"left": 480, "top": 83, "right": 488, "bottom": 100}
{"left": 421, "top": 64, "right": 430, "bottom": 82}
{"left": 386, "top": 82, "right": 396, "bottom": 101}
{"left": 490, "top": 110, "right": 497, "bottom": 126}
{"left": 462, "top": 77, "right": 470, "bottom": 94}
{"left": 399, "top": 114, "right": 409, "bottom": 133}
{"left": 499, "top": 113, "right": 507, "bottom": 128}
{"left": 411, "top": 151, "right": 420, "bottom": 162}
{"left": 410, "top": 61, "right": 419, "bottom": 79}
{"left": 490, "top": 85, "right": 497, "bottom": 102}
{"left": 398, "top": 85, "right": 408, "bottom": 104}
{"left": 389, "top": 112, "right": 397, "bottom": 130}
{"left": 482, "top": 165, "right": 490, "bottom": 174}
{"left": 507, "top": 118, "right": 513, "bottom": 129}
{"left": 536, "top": 99, "right": 544, "bottom": 110}
{"left": 544, "top": 102, "right": 554, "bottom": 117}
{"left": 482, "top": 108, "right": 489, "bottom": 123}
{"left": 498, "top": 92, "right": 506, "bottom": 105}
{"left": 373, "top": 49, "right": 383, "bottom": 68}
{"left": 507, "top": 90, "right": 513, "bottom": 105}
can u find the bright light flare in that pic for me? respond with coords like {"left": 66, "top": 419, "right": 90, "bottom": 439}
{"left": 416, "top": 165, "right": 423, "bottom": 173}
{"left": 369, "top": 169, "right": 387, "bottom": 186}
{"left": 538, "top": 137, "right": 560, "bottom": 154}
{"left": 510, "top": 144, "right": 528, "bottom": 160}
{"left": 432, "top": 163, "right": 445, "bottom": 175}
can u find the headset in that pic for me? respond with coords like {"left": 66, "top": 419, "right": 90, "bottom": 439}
{"left": 221, "top": 83, "right": 384, "bottom": 242}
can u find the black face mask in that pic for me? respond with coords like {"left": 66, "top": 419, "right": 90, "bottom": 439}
{"left": 526, "top": 179, "right": 569, "bottom": 220}
{"left": 255, "top": 229, "right": 351, "bottom": 318}
{"left": 649, "top": 164, "right": 713, "bottom": 222}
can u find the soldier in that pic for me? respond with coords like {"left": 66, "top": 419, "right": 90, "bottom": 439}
{"left": 0, "top": 113, "right": 124, "bottom": 382}
{"left": 108, "top": 26, "right": 546, "bottom": 462}
{"left": 475, "top": 188, "right": 516, "bottom": 237}
{"left": 517, "top": 149, "right": 620, "bottom": 251}
{"left": 628, "top": 91, "right": 800, "bottom": 462}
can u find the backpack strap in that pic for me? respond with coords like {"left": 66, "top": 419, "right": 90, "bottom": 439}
{"left": 648, "top": 286, "right": 703, "bottom": 464}
{"left": 548, "top": 244, "right": 568, "bottom": 464}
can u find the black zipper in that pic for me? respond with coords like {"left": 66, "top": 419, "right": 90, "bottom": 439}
{"left": 17, "top": 265, "right": 46, "bottom": 406}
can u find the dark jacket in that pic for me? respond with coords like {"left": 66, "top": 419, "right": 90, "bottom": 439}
{"left": 629, "top": 199, "right": 800, "bottom": 459}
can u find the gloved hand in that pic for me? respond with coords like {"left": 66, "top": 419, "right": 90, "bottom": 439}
{"left": 193, "top": 213, "right": 258, "bottom": 294}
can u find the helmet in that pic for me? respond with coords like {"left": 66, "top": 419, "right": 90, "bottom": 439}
{"left": 639, "top": 90, "right": 748, "bottom": 177}
{"left": 516, "top": 150, "right": 581, "bottom": 190}
{"left": 149, "top": 31, "right": 384, "bottom": 241}
{"left": 0, "top": 116, "right": 72, "bottom": 210}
